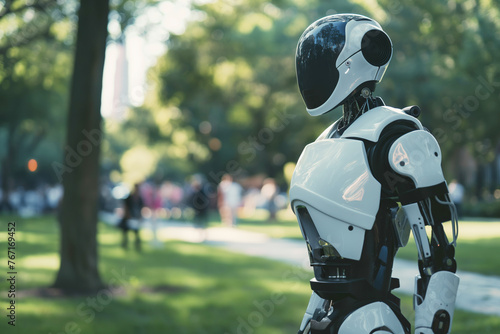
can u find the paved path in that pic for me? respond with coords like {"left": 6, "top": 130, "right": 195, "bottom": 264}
{"left": 102, "top": 213, "right": 500, "bottom": 316}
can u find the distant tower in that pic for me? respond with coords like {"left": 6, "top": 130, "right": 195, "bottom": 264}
{"left": 101, "top": 42, "right": 129, "bottom": 120}
{"left": 111, "top": 42, "right": 129, "bottom": 120}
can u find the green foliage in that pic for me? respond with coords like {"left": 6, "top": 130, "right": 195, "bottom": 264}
{"left": 373, "top": 0, "right": 500, "bottom": 167}
{"left": 463, "top": 199, "right": 500, "bottom": 218}
{"left": 3, "top": 0, "right": 499, "bottom": 186}
{"left": 119, "top": 0, "right": 500, "bottom": 184}
{"left": 0, "top": 1, "right": 76, "bottom": 184}
{"left": 129, "top": 0, "right": 369, "bottom": 182}
{"left": 108, "top": 0, "right": 165, "bottom": 41}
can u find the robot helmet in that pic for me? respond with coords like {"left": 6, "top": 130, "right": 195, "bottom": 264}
{"left": 296, "top": 14, "right": 393, "bottom": 116}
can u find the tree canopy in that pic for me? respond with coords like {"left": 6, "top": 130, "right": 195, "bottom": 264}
{"left": 2, "top": 0, "right": 499, "bottom": 194}
{"left": 0, "top": 0, "right": 76, "bottom": 205}
{"left": 100, "top": 0, "right": 496, "bottom": 191}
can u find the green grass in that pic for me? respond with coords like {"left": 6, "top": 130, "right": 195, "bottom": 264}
{"left": 392, "top": 217, "right": 500, "bottom": 276}
{"left": 396, "top": 236, "right": 500, "bottom": 276}
{"left": 0, "top": 215, "right": 310, "bottom": 334}
{"left": 237, "top": 210, "right": 303, "bottom": 240}
{"left": 0, "top": 215, "right": 499, "bottom": 333}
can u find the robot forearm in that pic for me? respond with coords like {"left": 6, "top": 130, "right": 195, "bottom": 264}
{"left": 399, "top": 199, "right": 459, "bottom": 334}
{"left": 414, "top": 271, "right": 459, "bottom": 334}
{"left": 398, "top": 201, "right": 459, "bottom": 334}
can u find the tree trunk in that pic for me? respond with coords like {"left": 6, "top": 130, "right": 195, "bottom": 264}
{"left": 0, "top": 126, "right": 15, "bottom": 212}
{"left": 53, "top": 0, "right": 109, "bottom": 294}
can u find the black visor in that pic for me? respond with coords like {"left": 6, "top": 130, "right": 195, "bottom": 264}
{"left": 296, "top": 14, "right": 371, "bottom": 111}
{"left": 296, "top": 18, "right": 347, "bottom": 110}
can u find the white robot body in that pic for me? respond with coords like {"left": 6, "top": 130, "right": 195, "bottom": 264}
{"left": 290, "top": 138, "right": 380, "bottom": 260}
{"left": 291, "top": 106, "right": 459, "bottom": 334}
{"left": 338, "top": 302, "right": 406, "bottom": 334}
{"left": 299, "top": 292, "right": 325, "bottom": 333}
{"left": 299, "top": 296, "right": 406, "bottom": 334}
{"left": 290, "top": 106, "right": 420, "bottom": 261}
{"left": 340, "top": 106, "right": 423, "bottom": 141}
{"left": 294, "top": 13, "right": 459, "bottom": 334}
{"left": 414, "top": 271, "right": 460, "bottom": 334}
{"left": 388, "top": 130, "right": 446, "bottom": 188}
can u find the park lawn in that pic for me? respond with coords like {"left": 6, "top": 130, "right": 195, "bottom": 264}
{"left": 395, "top": 236, "right": 500, "bottom": 276}
{"left": 0, "top": 215, "right": 309, "bottom": 334}
{"left": 237, "top": 208, "right": 304, "bottom": 240}
{"left": 394, "top": 218, "right": 500, "bottom": 277}
{"left": 0, "top": 215, "right": 499, "bottom": 333}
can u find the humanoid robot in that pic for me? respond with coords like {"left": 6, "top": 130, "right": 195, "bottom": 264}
{"left": 289, "top": 14, "right": 460, "bottom": 334}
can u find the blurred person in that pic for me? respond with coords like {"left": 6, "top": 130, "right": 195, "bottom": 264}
{"left": 118, "top": 183, "right": 144, "bottom": 251}
{"left": 261, "top": 178, "right": 279, "bottom": 221}
{"left": 159, "top": 181, "right": 184, "bottom": 211}
{"left": 0, "top": 179, "right": 15, "bottom": 213}
{"left": 217, "top": 174, "right": 242, "bottom": 227}
{"left": 449, "top": 179, "right": 465, "bottom": 218}
{"left": 241, "top": 186, "right": 260, "bottom": 216}
{"left": 46, "top": 183, "right": 63, "bottom": 213}
{"left": 23, "top": 187, "right": 44, "bottom": 216}
{"left": 188, "top": 176, "right": 210, "bottom": 240}
{"left": 149, "top": 184, "right": 163, "bottom": 247}
{"left": 8, "top": 185, "right": 25, "bottom": 213}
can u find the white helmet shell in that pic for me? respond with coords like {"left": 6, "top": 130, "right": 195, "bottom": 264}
{"left": 296, "top": 14, "right": 393, "bottom": 116}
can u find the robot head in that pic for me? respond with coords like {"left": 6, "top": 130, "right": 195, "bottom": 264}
{"left": 296, "top": 14, "right": 393, "bottom": 116}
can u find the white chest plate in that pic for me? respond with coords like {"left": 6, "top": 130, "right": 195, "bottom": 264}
{"left": 289, "top": 138, "right": 381, "bottom": 260}
{"left": 290, "top": 138, "right": 381, "bottom": 229}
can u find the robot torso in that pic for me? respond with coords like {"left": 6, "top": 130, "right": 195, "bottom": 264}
{"left": 289, "top": 106, "right": 423, "bottom": 261}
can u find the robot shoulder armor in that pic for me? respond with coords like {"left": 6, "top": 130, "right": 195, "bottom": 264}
{"left": 341, "top": 105, "right": 423, "bottom": 142}
{"left": 389, "top": 130, "right": 446, "bottom": 188}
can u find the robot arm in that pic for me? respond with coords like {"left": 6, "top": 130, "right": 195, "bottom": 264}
{"left": 399, "top": 201, "right": 460, "bottom": 334}
{"left": 389, "top": 130, "right": 460, "bottom": 334}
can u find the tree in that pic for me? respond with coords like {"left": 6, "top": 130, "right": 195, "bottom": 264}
{"left": 53, "top": 0, "right": 109, "bottom": 293}
{"left": 0, "top": 0, "right": 60, "bottom": 53}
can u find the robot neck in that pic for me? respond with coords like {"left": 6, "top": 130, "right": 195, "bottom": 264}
{"left": 338, "top": 85, "right": 385, "bottom": 131}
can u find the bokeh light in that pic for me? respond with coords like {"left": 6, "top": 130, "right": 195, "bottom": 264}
{"left": 209, "top": 138, "right": 221, "bottom": 151}
{"left": 27, "top": 159, "right": 38, "bottom": 172}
